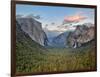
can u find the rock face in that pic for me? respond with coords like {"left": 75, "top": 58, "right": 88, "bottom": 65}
{"left": 67, "top": 24, "right": 95, "bottom": 48}
{"left": 16, "top": 17, "right": 48, "bottom": 46}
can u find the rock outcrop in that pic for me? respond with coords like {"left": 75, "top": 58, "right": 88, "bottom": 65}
{"left": 67, "top": 24, "right": 95, "bottom": 48}
{"left": 16, "top": 17, "right": 48, "bottom": 46}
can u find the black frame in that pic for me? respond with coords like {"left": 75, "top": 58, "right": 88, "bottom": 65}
{"left": 11, "top": 0, "right": 97, "bottom": 77}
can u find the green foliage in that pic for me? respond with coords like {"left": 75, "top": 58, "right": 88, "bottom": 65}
{"left": 16, "top": 41, "right": 96, "bottom": 74}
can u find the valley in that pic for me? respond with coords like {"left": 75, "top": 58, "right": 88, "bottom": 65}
{"left": 16, "top": 17, "right": 96, "bottom": 74}
{"left": 16, "top": 40, "right": 96, "bottom": 74}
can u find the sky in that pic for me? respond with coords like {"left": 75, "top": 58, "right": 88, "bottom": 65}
{"left": 16, "top": 4, "right": 95, "bottom": 32}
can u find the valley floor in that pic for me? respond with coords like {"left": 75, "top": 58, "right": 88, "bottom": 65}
{"left": 16, "top": 45, "right": 96, "bottom": 74}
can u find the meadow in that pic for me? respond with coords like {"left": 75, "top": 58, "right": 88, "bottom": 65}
{"left": 16, "top": 40, "right": 96, "bottom": 74}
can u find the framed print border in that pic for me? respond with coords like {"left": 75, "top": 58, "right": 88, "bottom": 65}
{"left": 11, "top": 0, "right": 97, "bottom": 76}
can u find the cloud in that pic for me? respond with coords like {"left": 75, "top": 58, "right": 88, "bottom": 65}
{"left": 64, "top": 14, "right": 87, "bottom": 24}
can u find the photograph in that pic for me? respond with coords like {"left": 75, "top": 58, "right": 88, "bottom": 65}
{"left": 12, "top": 1, "right": 97, "bottom": 76}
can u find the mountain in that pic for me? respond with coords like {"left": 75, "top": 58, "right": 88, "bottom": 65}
{"left": 16, "top": 20, "right": 46, "bottom": 51}
{"left": 51, "top": 23, "right": 95, "bottom": 48}
{"left": 16, "top": 17, "right": 48, "bottom": 46}
{"left": 16, "top": 21, "right": 47, "bottom": 73}
{"left": 67, "top": 24, "right": 95, "bottom": 48}
{"left": 51, "top": 31, "right": 72, "bottom": 47}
